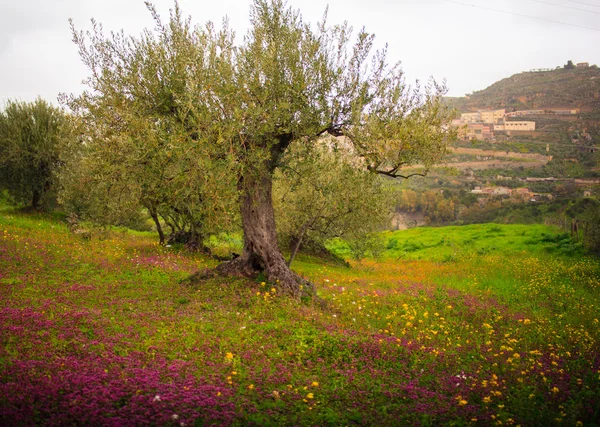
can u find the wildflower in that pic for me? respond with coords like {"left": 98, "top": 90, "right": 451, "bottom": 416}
{"left": 307, "top": 393, "right": 314, "bottom": 399}
{"left": 248, "top": 384, "right": 254, "bottom": 390}
{"left": 312, "top": 381, "right": 319, "bottom": 387}
{"left": 523, "top": 319, "right": 531, "bottom": 325}
{"left": 483, "top": 396, "right": 491, "bottom": 403}
{"left": 172, "top": 414, "right": 179, "bottom": 420}
{"left": 153, "top": 394, "right": 161, "bottom": 402}
{"left": 225, "top": 352, "right": 234, "bottom": 361}
{"left": 458, "top": 399, "right": 468, "bottom": 406}
{"left": 551, "top": 386, "right": 559, "bottom": 393}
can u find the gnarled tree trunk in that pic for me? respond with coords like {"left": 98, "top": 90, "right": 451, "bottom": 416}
{"left": 215, "top": 170, "right": 315, "bottom": 299}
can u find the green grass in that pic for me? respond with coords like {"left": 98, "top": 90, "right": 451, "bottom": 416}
{"left": 1, "top": 206, "right": 599, "bottom": 425}
{"left": 328, "top": 223, "right": 584, "bottom": 262}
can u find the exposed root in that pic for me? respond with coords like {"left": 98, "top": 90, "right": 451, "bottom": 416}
{"left": 185, "top": 256, "right": 318, "bottom": 301}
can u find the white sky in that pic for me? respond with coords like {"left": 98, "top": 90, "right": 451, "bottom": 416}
{"left": 1, "top": 0, "right": 599, "bottom": 104}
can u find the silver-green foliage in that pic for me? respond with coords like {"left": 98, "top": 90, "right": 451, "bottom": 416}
{"left": 274, "top": 139, "right": 392, "bottom": 263}
{"left": 66, "top": 0, "right": 456, "bottom": 292}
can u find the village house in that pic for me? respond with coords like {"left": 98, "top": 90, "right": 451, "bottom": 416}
{"left": 461, "top": 123, "right": 494, "bottom": 140}
{"left": 491, "top": 187, "right": 512, "bottom": 196}
{"left": 461, "top": 112, "right": 480, "bottom": 123}
{"left": 470, "top": 186, "right": 512, "bottom": 196}
{"left": 480, "top": 109, "right": 506, "bottom": 124}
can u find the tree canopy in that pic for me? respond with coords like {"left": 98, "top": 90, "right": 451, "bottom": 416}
{"left": 274, "top": 138, "right": 392, "bottom": 266}
{"left": 67, "top": 0, "right": 457, "bottom": 298}
{"left": 0, "top": 98, "right": 72, "bottom": 210}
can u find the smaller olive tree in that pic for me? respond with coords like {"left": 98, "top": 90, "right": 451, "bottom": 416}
{"left": 274, "top": 138, "right": 392, "bottom": 265}
{"left": 0, "top": 98, "right": 73, "bottom": 210}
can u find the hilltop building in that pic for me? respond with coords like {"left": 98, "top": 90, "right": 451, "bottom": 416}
{"left": 455, "top": 106, "right": 580, "bottom": 141}
{"left": 480, "top": 109, "right": 506, "bottom": 124}
{"left": 505, "top": 108, "right": 579, "bottom": 117}
{"left": 455, "top": 108, "right": 537, "bottom": 140}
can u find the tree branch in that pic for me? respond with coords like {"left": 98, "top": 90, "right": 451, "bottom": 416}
{"left": 367, "top": 164, "right": 426, "bottom": 179}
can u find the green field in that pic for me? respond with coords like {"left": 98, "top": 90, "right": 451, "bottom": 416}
{"left": 1, "top": 206, "right": 599, "bottom": 425}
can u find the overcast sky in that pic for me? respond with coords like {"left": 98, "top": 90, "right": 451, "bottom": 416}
{"left": 1, "top": 0, "right": 599, "bottom": 105}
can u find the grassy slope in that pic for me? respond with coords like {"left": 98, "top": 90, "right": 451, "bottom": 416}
{"left": 330, "top": 223, "right": 582, "bottom": 262}
{"left": 1, "top": 207, "right": 599, "bottom": 425}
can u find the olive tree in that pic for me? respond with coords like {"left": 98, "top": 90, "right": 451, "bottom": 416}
{"left": 0, "top": 98, "right": 72, "bottom": 210}
{"left": 69, "top": 0, "right": 456, "bottom": 298}
{"left": 274, "top": 139, "right": 392, "bottom": 266}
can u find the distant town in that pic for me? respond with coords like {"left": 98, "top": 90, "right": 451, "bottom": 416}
{"left": 452, "top": 107, "right": 580, "bottom": 141}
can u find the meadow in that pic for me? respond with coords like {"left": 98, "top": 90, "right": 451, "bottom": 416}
{"left": 1, "top": 206, "right": 599, "bottom": 426}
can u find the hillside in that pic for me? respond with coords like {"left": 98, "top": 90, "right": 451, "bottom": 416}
{"left": 390, "top": 64, "right": 600, "bottom": 229}
{"left": 1, "top": 206, "right": 600, "bottom": 425}
{"left": 446, "top": 65, "right": 600, "bottom": 112}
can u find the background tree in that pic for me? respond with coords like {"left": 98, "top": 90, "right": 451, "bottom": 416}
{"left": 274, "top": 138, "right": 392, "bottom": 266}
{"left": 70, "top": 0, "right": 456, "bottom": 298}
{"left": 0, "top": 98, "right": 72, "bottom": 210}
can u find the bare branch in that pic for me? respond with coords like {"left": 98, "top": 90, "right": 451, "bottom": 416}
{"left": 367, "top": 164, "right": 426, "bottom": 179}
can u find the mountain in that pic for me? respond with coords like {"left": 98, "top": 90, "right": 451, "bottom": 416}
{"left": 445, "top": 65, "right": 600, "bottom": 112}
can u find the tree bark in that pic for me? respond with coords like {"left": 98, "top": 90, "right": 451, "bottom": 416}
{"left": 31, "top": 189, "right": 41, "bottom": 210}
{"left": 215, "top": 170, "right": 315, "bottom": 299}
{"left": 288, "top": 222, "right": 310, "bottom": 267}
{"left": 149, "top": 206, "right": 165, "bottom": 245}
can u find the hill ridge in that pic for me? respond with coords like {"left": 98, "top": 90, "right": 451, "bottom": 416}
{"left": 445, "top": 65, "right": 600, "bottom": 112}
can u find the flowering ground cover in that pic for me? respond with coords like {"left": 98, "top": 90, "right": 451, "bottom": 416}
{"left": 1, "top": 206, "right": 599, "bottom": 426}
